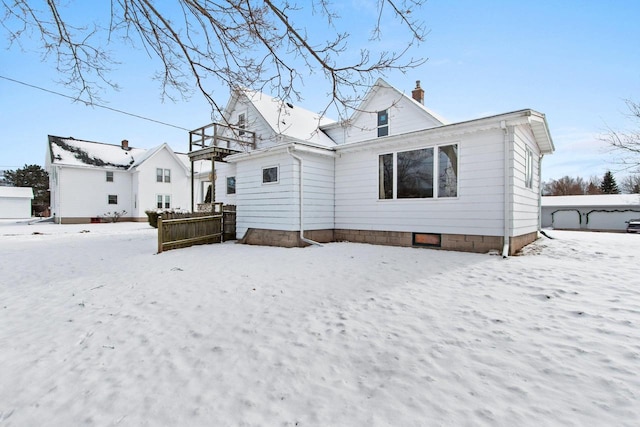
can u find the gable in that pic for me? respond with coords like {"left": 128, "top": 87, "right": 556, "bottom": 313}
{"left": 130, "top": 143, "right": 190, "bottom": 176}
{"left": 323, "top": 79, "right": 446, "bottom": 145}
{"left": 223, "top": 89, "right": 336, "bottom": 149}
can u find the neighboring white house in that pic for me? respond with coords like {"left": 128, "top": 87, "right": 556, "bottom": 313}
{"left": 189, "top": 78, "right": 555, "bottom": 255}
{"left": 542, "top": 194, "right": 640, "bottom": 231}
{"left": 0, "top": 187, "right": 34, "bottom": 219}
{"left": 46, "top": 137, "right": 194, "bottom": 223}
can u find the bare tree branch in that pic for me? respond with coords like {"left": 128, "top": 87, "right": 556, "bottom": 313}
{"left": 1, "top": 0, "right": 429, "bottom": 118}
{"left": 603, "top": 99, "right": 640, "bottom": 172}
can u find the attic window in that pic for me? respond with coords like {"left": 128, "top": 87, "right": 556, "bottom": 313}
{"left": 377, "top": 110, "right": 389, "bottom": 137}
{"left": 106, "top": 171, "right": 113, "bottom": 182}
{"left": 238, "top": 113, "right": 246, "bottom": 136}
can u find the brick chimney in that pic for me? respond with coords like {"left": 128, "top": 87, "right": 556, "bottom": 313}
{"left": 411, "top": 80, "right": 424, "bottom": 104}
{"left": 121, "top": 139, "right": 129, "bottom": 150}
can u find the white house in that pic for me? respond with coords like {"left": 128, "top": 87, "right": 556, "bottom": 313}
{"left": 46, "top": 136, "right": 193, "bottom": 223}
{"left": 542, "top": 194, "right": 640, "bottom": 231}
{"left": 0, "top": 187, "right": 34, "bottom": 219}
{"left": 189, "top": 79, "right": 555, "bottom": 255}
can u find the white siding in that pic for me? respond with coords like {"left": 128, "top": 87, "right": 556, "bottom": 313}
{"left": 234, "top": 150, "right": 335, "bottom": 238}
{"left": 214, "top": 162, "right": 238, "bottom": 206}
{"left": 135, "top": 148, "right": 191, "bottom": 215}
{"left": 0, "top": 197, "right": 31, "bottom": 218}
{"left": 342, "top": 85, "right": 442, "bottom": 144}
{"left": 56, "top": 167, "right": 132, "bottom": 220}
{"left": 297, "top": 152, "right": 335, "bottom": 231}
{"left": 227, "top": 97, "right": 278, "bottom": 150}
{"left": 235, "top": 153, "right": 297, "bottom": 237}
{"left": 335, "top": 128, "right": 507, "bottom": 236}
{"left": 511, "top": 125, "right": 541, "bottom": 236}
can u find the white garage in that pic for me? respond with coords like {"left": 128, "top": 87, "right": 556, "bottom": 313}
{"left": 0, "top": 187, "right": 34, "bottom": 219}
{"left": 542, "top": 194, "right": 640, "bottom": 232}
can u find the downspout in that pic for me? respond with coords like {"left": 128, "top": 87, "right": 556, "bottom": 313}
{"left": 57, "top": 165, "right": 62, "bottom": 224}
{"left": 287, "top": 146, "right": 322, "bottom": 246}
{"left": 538, "top": 153, "right": 544, "bottom": 234}
{"left": 501, "top": 120, "right": 510, "bottom": 258}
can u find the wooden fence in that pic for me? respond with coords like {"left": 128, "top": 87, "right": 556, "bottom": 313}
{"left": 157, "top": 204, "right": 236, "bottom": 253}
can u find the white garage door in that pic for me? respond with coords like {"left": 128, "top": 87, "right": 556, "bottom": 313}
{"left": 552, "top": 210, "right": 581, "bottom": 229}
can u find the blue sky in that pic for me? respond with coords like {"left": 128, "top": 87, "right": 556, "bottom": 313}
{"left": 1, "top": 0, "right": 639, "bottom": 182}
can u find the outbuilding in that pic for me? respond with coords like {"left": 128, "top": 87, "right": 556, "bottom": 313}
{"left": 542, "top": 194, "right": 640, "bottom": 232}
{"left": 0, "top": 187, "right": 34, "bottom": 219}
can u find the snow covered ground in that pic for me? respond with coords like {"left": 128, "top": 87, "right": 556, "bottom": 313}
{"left": 1, "top": 221, "right": 639, "bottom": 426}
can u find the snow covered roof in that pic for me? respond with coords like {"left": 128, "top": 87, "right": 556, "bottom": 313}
{"left": 0, "top": 186, "right": 33, "bottom": 199}
{"left": 47, "top": 136, "right": 188, "bottom": 173}
{"left": 48, "top": 136, "right": 147, "bottom": 169}
{"left": 542, "top": 194, "right": 640, "bottom": 207}
{"left": 241, "top": 90, "right": 337, "bottom": 147}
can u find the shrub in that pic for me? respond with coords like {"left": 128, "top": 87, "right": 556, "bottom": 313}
{"left": 101, "top": 210, "right": 127, "bottom": 223}
{"left": 145, "top": 210, "right": 161, "bottom": 228}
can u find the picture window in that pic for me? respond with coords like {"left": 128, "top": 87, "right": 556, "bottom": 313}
{"left": 379, "top": 144, "right": 458, "bottom": 199}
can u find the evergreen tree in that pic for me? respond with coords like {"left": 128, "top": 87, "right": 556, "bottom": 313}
{"left": 599, "top": 171, "right": 620, "bottom": 194}
{"left": 4, "top": 164, "right": 50, "bottom": 214}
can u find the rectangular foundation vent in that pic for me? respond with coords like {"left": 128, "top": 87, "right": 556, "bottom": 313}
{"left": 412, "top": 232, "right": 441, "bottom": 247}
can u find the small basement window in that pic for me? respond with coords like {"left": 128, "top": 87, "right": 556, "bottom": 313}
{"left": 413, "top": 233, "right": 441, "bottom": 247}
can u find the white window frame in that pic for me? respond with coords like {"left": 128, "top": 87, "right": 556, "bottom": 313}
{"left": 156, "top": 194, "right": 171, "bottom": 209}
{"left": 262, "top": 166, "right": 279, "bottom": 184}
{"left": 525, "top": 147, "right": 534, "bottom": 189}
{"left": 377, "top": 110, "right": 389, "bottom": 137}
{"left": 157, "top": 168, "right": 171, "bottom": 183}
{"left": 106, "top": 171, "right": 113, "bottom": 182}
{"left": 378, "top": 143, "right": 459, "bottom": 200}
{"left": 108, "top": 194, "right": 118, "bottom": 205}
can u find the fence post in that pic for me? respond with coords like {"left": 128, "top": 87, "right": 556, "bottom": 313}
{"left": 157, "top": 214, "right": 163, "bottom": 253}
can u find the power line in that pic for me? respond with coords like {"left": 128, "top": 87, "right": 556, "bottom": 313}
{"left": 0, "top": 74, "right": 191, "bottom": 131}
